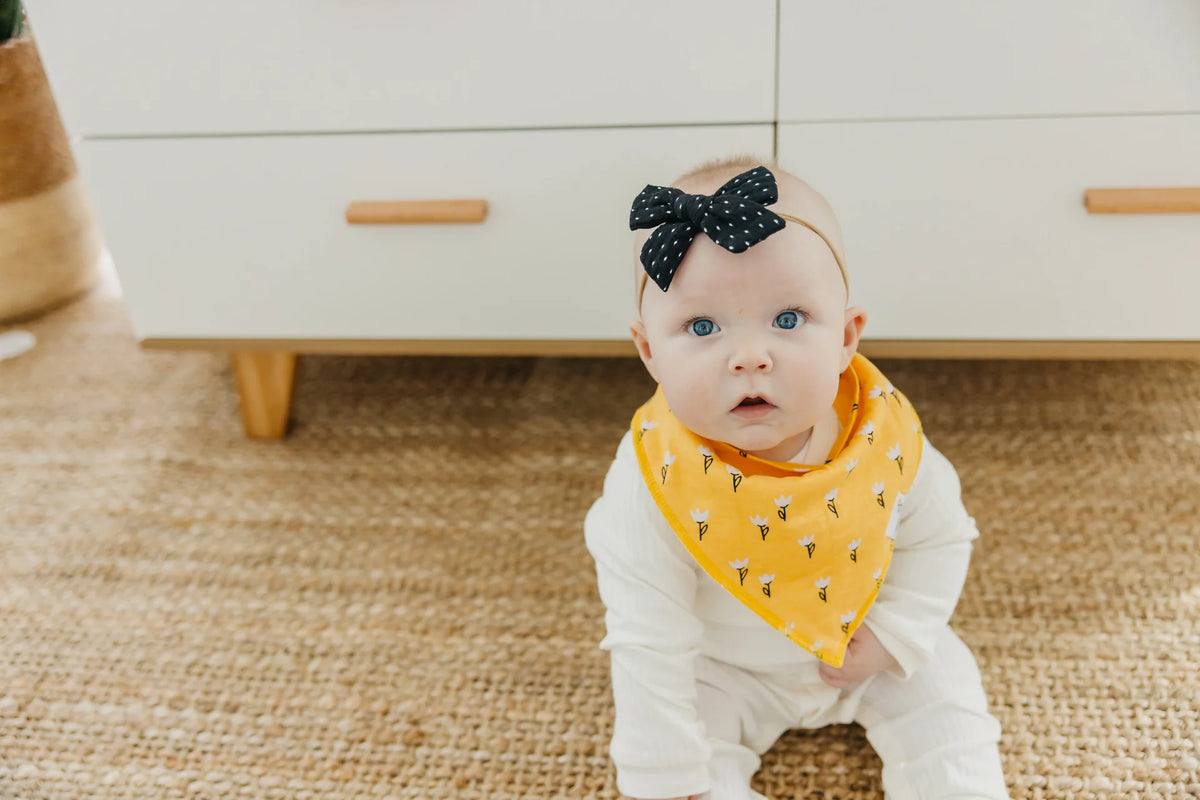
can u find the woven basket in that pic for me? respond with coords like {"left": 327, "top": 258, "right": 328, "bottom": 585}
{"left": 0, "top": 30, "right": 101, "bottom": 323}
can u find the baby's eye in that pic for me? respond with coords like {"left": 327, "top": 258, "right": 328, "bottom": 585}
{"left": 774, "top": 310, "right": 804, "bottom": 330}
{"left": 687, "top": 318, "right": 719, "bottom": 337}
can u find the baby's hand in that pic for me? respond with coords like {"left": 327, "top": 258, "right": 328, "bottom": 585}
{"left": 817, "top": 625, "right": 898, "bottom": 689}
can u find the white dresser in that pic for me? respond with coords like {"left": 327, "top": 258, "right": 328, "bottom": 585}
{"left": 28, "top": 1, "right": 1200, "bottom": 436}
{"left": 776, "top": 2, "right": 1200, "bottom": 347}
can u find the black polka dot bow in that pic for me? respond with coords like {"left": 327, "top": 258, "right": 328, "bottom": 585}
{"left": 629, "top": 165, "right": 787, "bottom": 292}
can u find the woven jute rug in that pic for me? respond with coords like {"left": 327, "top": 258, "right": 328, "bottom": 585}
{"left": 2, "top": 294, "right": 1198, "bottom": 799}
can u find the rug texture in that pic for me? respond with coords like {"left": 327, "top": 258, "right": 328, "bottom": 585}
{"left": 1, "top": 295, "right": 1198, "bottom": 799}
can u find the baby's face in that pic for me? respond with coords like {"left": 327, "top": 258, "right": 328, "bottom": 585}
{"left": 633, "top": 218, "right": 858, "bottom": 462}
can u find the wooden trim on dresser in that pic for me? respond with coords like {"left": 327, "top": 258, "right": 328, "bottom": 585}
{"left": 146, "top": 338, "right": 639, "bottom": 357}
{"left": 168, "top": 338, "right": 1199, "bottom": 440}
{"left": 144, "top": 338, "right": 1200, "bottom": 360}
{"left": 859, "top": 340, "right": 1200, "bottom": 360}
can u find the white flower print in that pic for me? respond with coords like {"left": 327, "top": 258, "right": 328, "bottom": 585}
{"left": 639, "top": 419, "right": 657, "bottom": 441}
{"left": 758, "top": 573, "right": 775, "bottom": 598}
{"left": 729, "top": 557, "right": 750, "bottom": 586}
{"left": 690, "top": 508, "right": 709, "bottom": 540}
{"left": 750, "top": 515, "right": 770, "bottom": 541}
{"left": 812, "top": 640, "right": 824, "bottom": 658}
{"left": 726, "top": 464, "right": 743, "bottom": 492}
{"left": 781, "top": 620, "right": 795, "bottom": 637}
{"left": 885, "top": 383, "right": 899, "bottom": 405}
{"left": 774, "top": 494, "right": 792, "bottom": 521}
{"left": 847, "top": 538, "right": 862, "bottom": 563}
{"left": 815, "top": 576, "right": 831, "bottom": 602}
{"left": 886, "top": 443, "right": 904, "bottom": 474}
{"left": 841, "top": 610, "right": 857, "bottom": 633}
{"left": 660, "top": 450, "right": 676, "bottom": 484}
{"left": 868, "top": 385, "right": 883, "bottom": 400}
{"left": 798, "top": 534, "right": 816, "bottom": 558}
{"left": 860, "top": 420, "right": 875, "bottom": 444}
{"left": 872, "top": 481, "right": 886, "bottom": 508}
{"left": 825, "top": 488, "right": 839, "bottom": 518}
{"left": 698, "top": 445, "right": 715, "bottom": 474}
{"left": 846, "top": 458, "right": 858, "bottom": 474}
{"left": 873, "top": 567, "right": 883, "bottom": 589}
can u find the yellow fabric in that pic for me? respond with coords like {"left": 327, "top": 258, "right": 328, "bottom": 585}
{"left": 631, "top": 354, "right": 923, "bottom": 668}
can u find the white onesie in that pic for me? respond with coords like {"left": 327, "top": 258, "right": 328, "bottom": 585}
{"left": 584, "top": 431, "right": 1009, "bottom": 800}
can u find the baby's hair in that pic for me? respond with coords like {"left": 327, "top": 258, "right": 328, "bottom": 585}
{"left": 673, "top": 153, "right": 793, "bottom": 189}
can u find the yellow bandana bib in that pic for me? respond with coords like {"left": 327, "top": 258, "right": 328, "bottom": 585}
{"left": 632, "top": 354, "right": 923, "bottom": 668}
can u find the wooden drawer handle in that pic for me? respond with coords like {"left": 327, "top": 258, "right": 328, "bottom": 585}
{"left": 345, "top": 198, "right": 488, "bottom": 224}
{"left": 1084, "top": 188, "right": 1200, "bottom": 214}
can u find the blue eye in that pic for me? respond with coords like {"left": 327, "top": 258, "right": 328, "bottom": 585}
{"left": 687, "top": 318, "right": 718, "bottom": 336}
{"left": 774, "top": 310, "right": 803, "bottom": 330}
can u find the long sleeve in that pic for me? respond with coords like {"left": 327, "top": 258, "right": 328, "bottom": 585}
{"left": 862, "top": 436, "right": 979, "bottom": 679}
{"left": 583, "top": 432, "right": 712, "bottom": 799}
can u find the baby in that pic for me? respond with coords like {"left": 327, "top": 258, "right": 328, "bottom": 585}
{"left": 583, "top": 157, "right": 1009, "bottom": 800}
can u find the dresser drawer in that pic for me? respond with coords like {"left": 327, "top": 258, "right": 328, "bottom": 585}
{"left": 80, "top": 126, "right": 774, "bottom": 341}
{"left": 32, "top": 0, "right": 776, "bottom": 137}
{"left": 778, "top": 0, "right": 1200, "bottom": 121}
{"left": 777, "top": 115, "right": 1200, "bottom": 340}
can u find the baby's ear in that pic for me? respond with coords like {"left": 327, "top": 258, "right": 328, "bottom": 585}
{"left": 840, "top": 306, "right": 868, "bottom": 371}
{"left": 629, "top": 320, "right": 659, "bottom": 383}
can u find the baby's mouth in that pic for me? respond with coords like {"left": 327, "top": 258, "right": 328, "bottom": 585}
{"left": 733, "top": 395, "right": 775, "bottom": 414}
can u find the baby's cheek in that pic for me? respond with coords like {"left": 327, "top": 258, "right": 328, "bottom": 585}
{"left": 798, "top": 354, "right": 842, "bottom": 404}
{"left": 671, "top": 396, "right": 716, "bottom": 437}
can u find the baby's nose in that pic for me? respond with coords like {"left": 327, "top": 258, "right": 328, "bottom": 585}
{"left": 729, "top": 344, "right": 773, "bottom": 373}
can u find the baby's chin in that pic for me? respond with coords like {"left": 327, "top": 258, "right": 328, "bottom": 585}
{"left": 741, "top": 437, "right": 810, "bottom": 463}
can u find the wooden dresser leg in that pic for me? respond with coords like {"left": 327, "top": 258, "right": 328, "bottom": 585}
{"left": 231, "top": 352, "right": 297, "bottom": 439}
